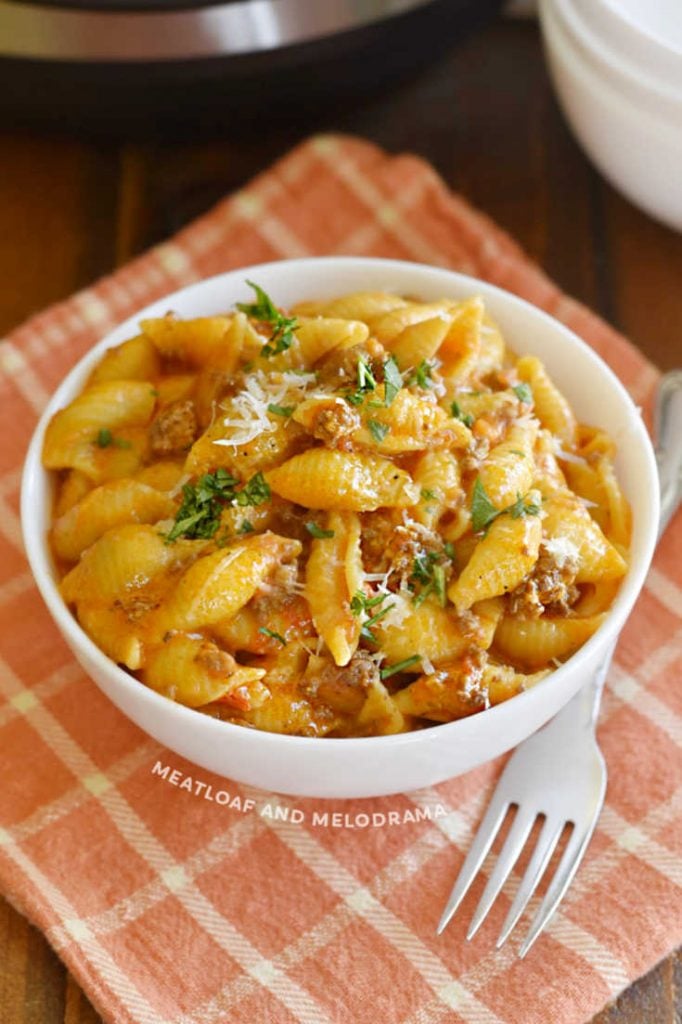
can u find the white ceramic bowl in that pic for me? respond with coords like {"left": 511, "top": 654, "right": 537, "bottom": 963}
{"left": 539, "top": 0, "right": 682, "bottom": 231}
{"left": 21, "top": 257, "right": 659, "bottom": 799}
{"left": 574, "top": 0, "right": 682, "bottom": 96}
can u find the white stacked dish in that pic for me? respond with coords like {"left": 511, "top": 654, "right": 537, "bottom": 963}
{"left": 539, "top": 0, "right": 682, "bottom": 230}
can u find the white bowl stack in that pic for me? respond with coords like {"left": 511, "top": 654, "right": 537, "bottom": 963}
{"left": 539, "top": 0, "right": 682, "bottom": 230}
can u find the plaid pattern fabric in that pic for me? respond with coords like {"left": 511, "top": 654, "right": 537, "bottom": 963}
{"left": 0, "top": 134, "right": 679, "bottom": 1024}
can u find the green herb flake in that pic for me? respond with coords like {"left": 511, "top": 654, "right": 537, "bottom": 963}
{"left": 508, "top": 493, "right": 542, "bottom": 519}
{"left": 234, "top": 472, "right": 271, "bottom": 508}
{"left": 450, "top": 401, "right": 474, "bottom": 429}
{"left": 408, "top": 359, "right": 433, "bottom": 389}
{"left": 237, "top": 520, "right": 255, "bottom": 534}
{"left": 444, "top": 541, "right": 456, "bottom": 561}
{"left": 421, "top": 488, "right": 438, "bottom": 502}
{"left": 95, "top": 428, "right": 113, "bottom": 448}
{"left": 513, "top": 382, "right": 533, "bottom": 404}
{"left": 344, "top": 356, "right": 378, "bottom": 407}
{"left": 259, "top": 626, "right": 287, "bottom": 646}
{"left": 357, "top": 357, "right": 377, "bottom": 391}
{"left": 383, "top": 356, "right": 403, "bottom": 407}
{"left": 367, "top": 418, "right": 390, "bottom": 443}
{"left": 95, "top": 427, "right": 131, "bottom": 450}
{"left": 380, "top": 655, "right": 421, "bottom": 680}
{"left": 350, "top": 590, "right": 394, "bottom": 642}
{"left": 410, "top": 551, "right": 449, "bottom": 608}
{"left": 305, "top": 522, "right": 335, "bottom": 539}
{"left": 165, "top": 468, "right": 239, "bottom": 543}
{"left": 237, "top": 280, "right": 298, "bottom": 358}
{"left": 470, "top": 477, "right": 502, "bottom": 534}
{"left": 267, "top": 403, "right": 295, "bottom": 418}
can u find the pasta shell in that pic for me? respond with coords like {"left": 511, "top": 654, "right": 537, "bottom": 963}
{"left": 389, "top": 315, "right": 451, "bottom": 369}
{"left": 54, "top": 470, "right": 92, "bottom": 517}
{"left": 76, "top": 602, "right": 145, "bottom": 670}
{"left": 52, "top": 479, "right": 174, "bottom": 563}
{"left": 369, "top": 300, "right": 457, "bottom": 345}
{"left": 43, "top": 381, "right": 156, "bottom": 472}
{"left": 375, "top": 599, "right": 494, "bottom": 666}
{"left": 394, "top": 658, "right": 548, "bottom": 722}
{"left": 266, "top": 449, "right": 420, "bottom": 510}
{"left": 142, "top": 632, "right": 265, "bottom": 708}
{"left": 412, "top": 450, "right": 462, "bottom": 527}
{"left": 438, "top": 297, "right": 484, "bottom": 381}
{"left": 60, "top": 524, "right": 202, "bottom": 604}
{"left": 305, "top": 511, "right": 363, "bottom": 667}
{"left": 478, "top": 316, "right": 506, "bottom": 376}
{"left": 517, "top": 355, "right": 577, "bottom": 446}
{"left": 448, "top": 504, "right": 543, "bottom": 611}
{"left": 353, "top": 389, "right": 457, "bottom": 453}
{"left": 88, "top": 335, "right": 160, "bottom": 385}
{"left": 185, "top": 413, "right": 304, "bottom": 479}
{"left": 494, "top": 613, "right": 606, "bottom": 670}
{"left": 292, "top": 291, "right": 407, "bottom": 321}
{"left": 358, "top": 679, "right": 406, "bottom": 735}
{"left": 151, "top": 532, "right": 301, "bottom": 634}
{"left": 141, "top": 313, "right": 244, "bottom": 371}
{"left": 478, "top": 420, "right": 539, "bottom": 508}
{"left": 542, "top": 494, "right": 627, "bottom": 583}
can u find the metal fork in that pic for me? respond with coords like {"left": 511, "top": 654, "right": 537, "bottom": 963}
{"left": 437, "top": 369, "right": 682, "bottom": 957}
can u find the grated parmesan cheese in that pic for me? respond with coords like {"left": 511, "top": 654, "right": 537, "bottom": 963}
{"left": 552, "top": 439, "right": 588, "bottom": 466}
{"left": 541, "top": 535, "right": 580, "bottom": 567}
{"left": 213, "top": 370, "right": 316, "bottom": 448}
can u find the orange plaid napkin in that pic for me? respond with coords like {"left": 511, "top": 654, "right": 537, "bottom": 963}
{"left": 1, "top": 135, "right": 680, "bottom": 1024}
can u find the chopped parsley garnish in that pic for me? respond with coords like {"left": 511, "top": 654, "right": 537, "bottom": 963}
{"left": 358, "top": 357, "right": 376, "bottom": 390}
{"left": 237, "top": 520, "right": 255, "bottom": 534}
{"left": 421, "top": 488, "right": 438, "bottom": 502}
{"left": 383, "top": 356, "right": 403, "bottom": 407}
{"left": 305, "top": 522, "right": 335, "bottom": 539}
{"left": 471, "top": 477, "right": 541, "bottom": 534}
{"left": 367, "top": 419, "right": 390, "bottom": 443}
{"left": 350, "top": 590, "right": 394, "bottom": 642}
{"left": 345, "top": 356, "right": 378, "bottom": 406}
{"left": 95, "top": 428, "right": 131, "bottom": 449}
{"left": 234, "top": 472, "right": 271, "bottom": 507}
{"left": 410, "top": 552, "right": 447, "bottom": 608}
{"left": 444, "top": 541, "right": 456, "bottom": 562}
{"left": 380, "top": 655, "right": 421, "bottom": 680}
{"left": 471, "top": 477, "right": 502, "bottom": 534}
{"left": 259, "top": 626, "right": 287, "bottom": 646}
{"left": 267, "top": 403, "right": 295, "bottom": 418}
{"left": 508, "top": 493, "right": 542, "bottom": 519}
{"left": 450, "top": 401, "right": 474, "bottom": 429}
{"left": 513, "top": 382, "right": 533, "bottom": 404}
{"left": 165, "top": 468, "right": 238, "bottom": 542}
{"left": 165, "top": 469, "right": 270, "bottom": 542}
{"left": 408, "top": 359, "right": 433, "bottom": 389}
{"left": 237, "top": 281, "right": 298, "bottom": 358}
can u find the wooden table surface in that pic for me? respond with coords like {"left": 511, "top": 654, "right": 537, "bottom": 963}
{"left": 1, "top": 15, "right": 680, "bottom": 1024}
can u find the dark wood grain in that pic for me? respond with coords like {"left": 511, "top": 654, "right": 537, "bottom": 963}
{"left": 0, "top": 17, "right": 680, "bottom": 1024}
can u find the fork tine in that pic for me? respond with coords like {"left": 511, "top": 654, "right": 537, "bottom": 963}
{"left": 436, "top": 794, "right": 510, "bottom": 935}
{"left": 519, "top": 825, "right": 594, "bottom": 957}
{"left": 466, "top": 809, "right": 536, "bottom": 940}
{"left": 496, "top": 816, "right": 564, "bottom": 948}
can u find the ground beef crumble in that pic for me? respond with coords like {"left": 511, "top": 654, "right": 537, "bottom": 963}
{"left": 150, "top": 399, "right": 198, "bottom": 456}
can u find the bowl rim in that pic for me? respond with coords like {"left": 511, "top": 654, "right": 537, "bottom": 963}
{"left": 547, "top": 0, "right": 682, "bottom": 110}
{"left": 21, "top": 255, "right": 660, "bottom": 752}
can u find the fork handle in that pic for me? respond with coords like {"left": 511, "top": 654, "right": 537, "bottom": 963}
{"left": 559, "top": 642, "right": 616, "bottom": 732}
